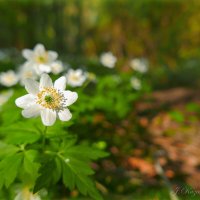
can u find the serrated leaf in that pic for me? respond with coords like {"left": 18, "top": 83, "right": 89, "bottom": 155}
{"left": 0, "top": 142, "right": 18, "bottom": 158}
{"left": 23, "top": 150, "right": 40, "bottom": 182}
{"left": 64, "top": 145, "right": 109, "bottom": 161}
{"left": 60, "top": 143, "right": 107, "bottom": 199}
{"left": 52, "top": 157, "right": 62, "bottom": 183}
{"left": 0, "top": 153, "right": 23, "bottom": 189}
{"left": 62, "top": 162, "right": 75, "bottom": 190}
{"left": 64, "top": 156, "right": 94, "bottom": 175}
{"left": 62, "top": 159, "right": 103, "bottom": 200}
{"left": 0, "top": 122, "right": 40, "bottom": 145}
{"left": 33, "top": 160, "right": 56, "bottom": 193}
{"left": 5, "top": 131, "right": 40, "bottom": 145}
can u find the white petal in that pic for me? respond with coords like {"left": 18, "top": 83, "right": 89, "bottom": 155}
{"left": 41, "top": 109, "right": 56, "bottom": 126}
{"left": 68, "top": 69, "right": 73, "bottom": 74}
{"left": 22, "top": 49, "right": 33, "bottom": 60}
{"left": 58, "top": 108, "right": 72, "bottom": 121}
{"left": 48, "top": 51, "right": 58, "bottom": 62}
{"left": 63, "top": 90, "right": 78, "bottom": 106}
{"left": 15, "top": 94, "right": 36, "bottom": 109}
{"left": 75, "top": 69, "right": 83, "bottom": 76}
{"left": 37, "top": 64, "right": 51, "bottom": 73}
{"left": 22, "top": 104, "right": 41, "bottom": 118}
{"left": 34, "top": 44, "right": 45, "bottom": 55}
{"left": 54, "top": 76, "right": 66, "bottom": 91}
{"left": 24, "top": 79, "right": 39, "bottom": 95}
{"left": 40, "top": 73, "right": 53, "bottom": 88}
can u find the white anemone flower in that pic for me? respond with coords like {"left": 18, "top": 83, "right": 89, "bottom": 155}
{"left": 15, "top": 73, "right": 78, "bottom": 126}
{"left": 130, "top": 58, "right": 148, "bottom": 73}
{"left": 18, "top": 62, "right": 38, "bottom": 85}
{"left": 0, "top": 70, "right": 19, "bottom": 87}
{"left": 130, "top": 77, "right": 142, "bottom": 90}
{"left": 66, "top": 69, "right": 87, "bottom": 87}
{"left": 14, "top": 188, "right": 41, "bottom": 200}
{"left": 50, "top": 60, "right": 64, "bottom": 75}
{"left": 22, "top": 43, "right": 58, "bottom": 75}
{"left": 100, "top": 52, "right": 117, "bottom": 68}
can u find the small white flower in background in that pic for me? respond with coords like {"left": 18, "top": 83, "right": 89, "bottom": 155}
{"left": 0, "top": 70, "right": 19, "bottom": 87}
{"left": 15, "top": 73, "right": 78, "bottom": 126}
{"left": 14, "top": 188, "right": 41, "bottom": 200}
{"left": 0, "top": 89, "right": 13, "bottom": 106}
{"left": 100, "top": 52, "right": 117, "bottom": 68}
{"left": 130, "top": 58, "right": 148, "bottom": 73}
{"left": 66, "top": 69, "right": 87, "bottom": 87}
{"left": 131, "top": 77, "right": 142, "bottom": 90}
{"left": 18, "top": 62, "right": 38, "bottom": 85}
{"left": 50, "top": 60, "right": 64, "bottom": 75}
{"left": 22, "top": 43, "right": 58, "bottom": 75}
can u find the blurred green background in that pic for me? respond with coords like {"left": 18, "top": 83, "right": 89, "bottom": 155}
{"left": 1, "top": 0, "right": 200, "bottom": 89}
{"left": 1, "top": 0, "right": 200, "bottom": 63}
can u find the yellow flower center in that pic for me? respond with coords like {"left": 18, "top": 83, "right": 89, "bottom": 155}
{"left": 70, "top": 74, "right": 79, "bottom": 81}
{"left": 24, "top": 71, "right": 33, "bottom": 78}
{"left": 35, "top": 53, "right": 48, "bottom": 64}
{"left": 37, "top": 87, "right": 65, "bottom": 110}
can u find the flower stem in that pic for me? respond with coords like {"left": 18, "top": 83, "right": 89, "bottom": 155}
{"left": 42, "top": 126, "right": 48, "bottom": 150}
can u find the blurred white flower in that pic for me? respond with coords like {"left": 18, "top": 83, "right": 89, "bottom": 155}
{"left": 130, "top": 58, "right": 148, "bottom": 73}
{"left": 50, "top": 60, "right": 64, "bottom": 75}
{"left": 0, "top": 89, "right": 13, "bottom": 106}
{"left": 14, "top": 188, "right": 41, "bottom": 200}
{"left": 100, "top": 52, "right": 117, "bottom": 68}
{"left": 0, "top": 70, "right": 19, "bottom": 87}
{"left": 15, "top": 73, "right": 78, "bottom": 126}
{"left": 18, "top": 63, "right": 38, "bottom": 85}
{"left": 131, "top": 77, "right": 141, "bottom": 90}
{"left": 22, "top": 43, "right": 58, "bottom": 75}
{"left": 66, "top": 69, "right": 87, "bottom": 87}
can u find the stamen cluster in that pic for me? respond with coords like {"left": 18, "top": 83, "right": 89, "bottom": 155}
{"left": 37, "top": 87, "right": 66, "bottom": 111}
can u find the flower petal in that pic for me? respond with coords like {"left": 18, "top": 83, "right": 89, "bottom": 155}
{"left": 22, "top": 104, "right": 41, "bottom": 118}
{"left": 15, "top": 94, "right": 36, "bottom": 109}
{"left": 54, "top": 76, "right": 66, "bottom": 91}
{"left": 37, "top": 64, "right": 51, "bottom": 73}
{"left": 63, "top": 90, "right": 78, "bottom": 106}
{"left": 41, "top": 109, "right": 57, "bottom": 126}
{"left": 75, "top": 69, "right": 83, "bottom": 76}
{"left": 22, "top": 49, "right": 33, "bottom": 60}
{"left": 24, "top": 79, "right": 39, "bottom": 95}
{"left": 58, "top": 108, "right": 72, "bottom": 121}
{"left": 48, "top": 51, "right": 58, "bottom": 62}
{"left": 40, "top": 73, "right": 53, "bottom": 89}
{"left": 34, "top": 44, "right": 45, "bottom": 55}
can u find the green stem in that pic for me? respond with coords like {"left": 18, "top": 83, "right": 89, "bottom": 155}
{"left": 42, "top": 126, "right": 48, "bottom": 150}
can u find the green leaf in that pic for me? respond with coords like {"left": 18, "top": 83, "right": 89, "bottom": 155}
{"left": 23, "top": 150, "right": 40, "bottom": 182}
{"left": 52, "top": 157, "right": 62, "bottom": 183}
{"left": 0, "top": 142, "right": 18, "bottom": 158}
{"left": 0, "top": 122, "right": 40, "bottom": 145}
{"left": 64, "top": 145, "right": 109, "bottom": 161}
{"left": 33, "top": 160, "right": 56, "bottom": 193}
{"left": 0, "top": 153, "right": 23, "bottom": 189}
{"left": 5, "top": 131, "right": 40, "bottom": 145}
{"left": 62, "top": 159, "right": 103, "bottom": 200}
{"left": 58, "top": 142, "right": 108, "bottom": 199}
